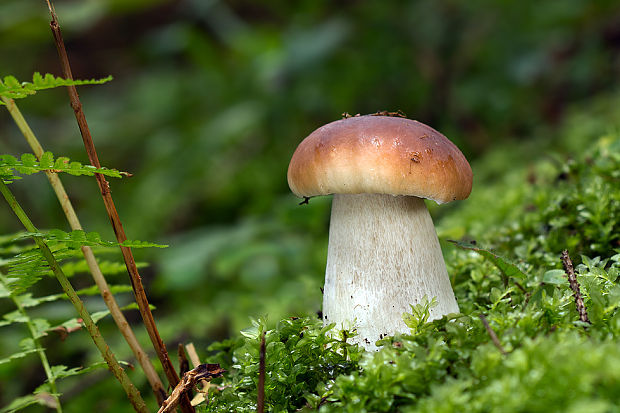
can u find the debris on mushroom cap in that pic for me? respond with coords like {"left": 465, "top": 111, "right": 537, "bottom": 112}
{"left": 287, "top": 115, "right": 473, "bottom": 204}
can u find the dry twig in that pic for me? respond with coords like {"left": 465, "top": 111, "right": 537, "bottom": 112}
{"left": 561, "top": 250, "right": 591, "bottom": 325}
{"left": 185, "top": 343, "right": 211, "bottom": 406}
{"left": 257, "top": 332, "right": 266, "bottom": 413}
{"left": 479, "top": 314, "right": 507, "bottom": 355}
{"left": 157, "top": 364, "right": 225, "bottom": 413}
{"left": 178, "top": 344, "right": 190, "bottom": 378}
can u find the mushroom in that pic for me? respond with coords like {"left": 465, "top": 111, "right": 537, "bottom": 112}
{"left": 287, "top": 114, "right": 472, "bottom": 350}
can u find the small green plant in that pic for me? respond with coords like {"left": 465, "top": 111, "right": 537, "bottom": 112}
{"left": 402, "top": 296, "right": 438, "bottom": 334}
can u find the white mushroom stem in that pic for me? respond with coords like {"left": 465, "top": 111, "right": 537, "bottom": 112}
{"left": 323, "top": 193, "right": 459, "bottom": 350}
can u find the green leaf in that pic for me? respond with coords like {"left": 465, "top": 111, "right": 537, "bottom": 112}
{"left": 543, "top": 269, "right": 568, "bottom": 285}
{"left": 121, "top": 239, "right": 169, "bottom": 248}
{"left": 30, "top": 318, "right": 50, "bottom": 339}
{"left": 0, "top": 394, "right": 43, "bottom": 413}
{"left": 449, "top": 240, "right": 528, "bottom": 280}
{"left": 0, "top": 72, "right": 112, "bottom": 103}
{"left": 74, "top": 283, "right": 134, "bottom": 296}
{"left": 0, "top": 151, "right": 126, "bottom": 183}
{"left": 60, "top": 259, "right": 147, "bottom": 278}
{"left": 0, "top": 310, "right": 28, "bottom": 327}
{"left": 402, "top": 295, "right": 438, "bottom": 333}
{"left": 50, "top": 364, "right": 110, "bottom": 381}
{"left": 6, "top": 248, "right": 51, "bottom": 294}
{"left": 18, "top": 229, "right": 167, "bottom": 250}
{"left": 0, "top": 282, "right": 10, "bottom": 298}
{"left": 0, "top": 349, "right": 39, "bottom": 366}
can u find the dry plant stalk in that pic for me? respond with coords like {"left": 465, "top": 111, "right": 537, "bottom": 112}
{"left": 185, "top": 343, "right": 211, "bottom": 406}
{"left": 43, "top": 2, "right": 193, "bottom": 411}
{"left": 257, "top": 332, "right": 266, "bottom": 413}
{"left": 1, "top": 96, "right": 167, "bottom": 405}
{"left": 478, "top": 314, "right": 507, "bottom": 355}
{"left": 178, "top": 343, "right": 190, "bottom": 377}
{"left": 561, "top": 250, "right": 591, "bottom": 324}
{"left": 157, "top": 364, "right": 225, "bottom": 413}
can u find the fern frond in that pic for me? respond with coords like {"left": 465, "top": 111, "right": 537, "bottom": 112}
{"left": 0, "top": 151, "right": 128, "bottom": 184}
{"left": 51, "top": 303, "right": 148, "bottom": 335}
{"left": 0, "top": 349, "right": 39, "bottom": 366}
{"left": 0, "top": 309, "right": 28, "bottom": 327}
{"left": 40, "top": 229, "right": 168, "bottom": 249}
{"left": 74, "top": 284, "right": 134, "bottom": 296}
{"left": 5, "top": 229, "right": 161, "bottom": 294}
{"left": 0, "top": 72, "right": 112, "bottom": 103}
{"left": 0, "top": 282, "right": 9, "bottom": 298}
{"left": 50, "top": 362, "right": 108, "bottom": 381}
{"left": 13, "top": 284, "right": 133, "bottom": 310}
{"left": 60, "top": 260, "right": 147, "bottom": 278}
{"left": 6, "top": 248, "right": 50, "bottom": 294}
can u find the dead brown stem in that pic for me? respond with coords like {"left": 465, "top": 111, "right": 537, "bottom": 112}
{"left": 478, "top": 314, "right": 507, "bottom": 355}
{"left": 257, "top": 332, "right": 266, "bottom": 413}
{"left": 561, "top": 250, "right": 591, "bottom": 325}
{"left": 178, "top": 344, "right": 190, "bottom": 378}
{"left": 157, "top": 364, "right": 225, "bottom": 413}
{"left": 44, "top": 1, "right": 192, "bottom": 411}
{"left": 185, "top": 343, "right": 210, "bottom": 406}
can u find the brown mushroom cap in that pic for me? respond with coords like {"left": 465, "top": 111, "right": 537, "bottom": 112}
{"left": 287, "top": 115, "right": 473, "bottom": 204}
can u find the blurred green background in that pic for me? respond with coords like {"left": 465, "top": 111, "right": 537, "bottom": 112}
{"left": 1, "top": 0, "right": 619, "bottom": 410}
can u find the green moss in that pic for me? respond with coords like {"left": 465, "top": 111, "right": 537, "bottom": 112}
{"left": 203, "top": 121, "right": 620, "bottom": 412}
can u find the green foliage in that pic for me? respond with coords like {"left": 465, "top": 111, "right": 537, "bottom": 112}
{"left": 198, "top": 130, "right": 620, "bottom": 411}
{"left": 204, "top": 317, "right": 361, "bottom": 412}
{"left": 0, "top": 72, "right": 112, "bottom": 103}
{"left": 0, "top": 151, "right": 126, "bottom": 183}
{"left": 204, "top": 251, "right": 619, "bottom": 412}
{"left": 28, "top": 229, "right": 168, "bottom": 249}
{"left": 0, "top": 268, "right": 127, "bottom": 412}
{"left": 4, "top": 230, "right": 165, "bottom": 295}
{"left": 401, "top": 296, "right": 438, "bottom": 334}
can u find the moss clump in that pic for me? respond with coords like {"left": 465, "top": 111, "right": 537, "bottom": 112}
{"left": 204, "top": 115, "right": 620, "bottom": 412}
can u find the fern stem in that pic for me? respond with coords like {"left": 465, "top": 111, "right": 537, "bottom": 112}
{"left": 0, "top": 180, "right": 149, "bottom": 413}
{"left": 0, "top": 272, "right": 63, "bottom": 413}
{"left": 44, "top": 4, "right": 193, "bottom": 412}
{"left": 2, "top": 95, "right": 167, "bottom": 405}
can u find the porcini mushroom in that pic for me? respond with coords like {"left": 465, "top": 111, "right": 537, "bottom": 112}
{"left": 287, "top": 114, "right": 472, "bottom": 350}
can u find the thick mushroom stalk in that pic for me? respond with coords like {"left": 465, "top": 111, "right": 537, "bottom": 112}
{"left": 324, "top": 193, "right": 458, "bottom": 350}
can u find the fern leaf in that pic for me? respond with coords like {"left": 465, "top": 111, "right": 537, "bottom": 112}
{"left": 49, "top": 303, "right": 146, "bottom": 335}
{"left": 0, "top": 309, "right": 29, "bottom": 327}
{"left": 50, "top": 363, "right": 108, "bottom": 381}
{"left": 5, "top": 229, "right": 164, "bottom": 293}
{"left": 0, "top": 72, "right": 112, "bottom": 103}
{"left": 31, "top": 319, "right": 50, "bottom": 340}
{"left": 6, "top": 249, "right": 51, "bottom": 294}
{"left": 42, "top": 229, "right": 168, "bottom": 249}
{"left": 74, "top": 284, "right": 134, "bottom": 296}
{"left": 0, "top": 349, "right": 39, "bottom": 366}
{"left": 60, "top": 259, "right": 147, "bottom": 278}
{"left": 1, "top": 151, "right": 127, "bottom": 184}
{"left": 11, "top": 284, "right": 132, "bottom": 309}
{"left": 13, "top": 292, "right": 61, "bottom": 308}
{"left": 0, "top": 282, "right": 9, "bottom": 298}
{"left": 46, "top": 360, "right": 130, "bottom": 383}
